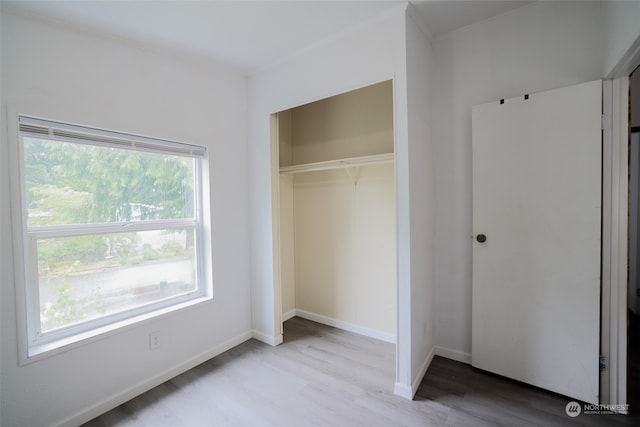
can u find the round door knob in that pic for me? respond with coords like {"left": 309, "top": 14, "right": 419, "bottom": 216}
{"left": 476, "top": 234, "right": 487, "bottom": 243}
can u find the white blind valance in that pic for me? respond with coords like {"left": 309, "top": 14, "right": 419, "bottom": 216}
{"left": 18, "top": 115, "right": 207, "bottom": 158}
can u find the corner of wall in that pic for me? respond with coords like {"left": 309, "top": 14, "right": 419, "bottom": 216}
{"left": 405, "top": 2, "right": 433, "bottom": 42}
{"left": 394, "top": 345, "right": 435, "bottom": 400}
{"left": 393, "top": 382, "right": 414, "bottom": 400}
{"left": 602, "top": 0, "right": 640, "bottom": 78}
{"left": 252, "top": 330, "right": 283, "bottom": 347}
{"left": 434, "top": 345, "right": 472, "bottom": 364}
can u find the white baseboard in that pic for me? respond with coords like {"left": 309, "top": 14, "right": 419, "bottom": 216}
{"left": 54, "top": 330, "right": 253, "bottom": 427}
{"left": 434, "top": 346, "right": 471, "bottom": 364}
{"left": 294, "top": 309, "right": 396, "bottom": 344}
{"left": 394, "top": 346, "right": 435, "bottom": 400}
{"left": 252, "top": 329, "right": 283, "bottom": 346}
{"left": 412, "top": 346, "right": 434, "bottom": 393}
{"left": 282, "top": 309, "right": 296, "bottom": 321}
{"left": 394, "top": 382, "right": 414, "bottom": 400}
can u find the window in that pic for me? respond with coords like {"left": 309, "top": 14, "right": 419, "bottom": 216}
{"left": 14, "top": 115, "right": 212, "bottom": 358}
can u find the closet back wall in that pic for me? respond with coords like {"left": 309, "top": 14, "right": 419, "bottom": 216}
{"left": 292, "top": 166, "right": 396, "bottom": 337}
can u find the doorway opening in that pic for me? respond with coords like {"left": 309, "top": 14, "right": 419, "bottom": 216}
{"left": 270, "top": 80, "right": 397, "bottom": 351}
{"left": 629, "top": 65, "right": 640, "bottom": 414}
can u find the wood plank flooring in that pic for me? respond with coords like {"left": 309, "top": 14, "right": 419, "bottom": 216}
{"left": 83, "top": 317, "right": 638, "bottom": 426}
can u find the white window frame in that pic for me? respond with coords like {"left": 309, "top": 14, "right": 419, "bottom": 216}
{"left": 9, "top": 114, "right": 213, "bottom": 363}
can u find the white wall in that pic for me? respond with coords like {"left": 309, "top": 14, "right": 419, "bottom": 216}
{"left": 1, "top": 11, "right": 252, "bottom": 427}
{"left": 402, "top": 7, "right": 435, "bottom": 397}
{"left": 602, "top": 0, "right": 640, "bottom": 77}
{"left": 279, "top": 175, "right": 296, "bottom": 317}
{"left": 277, "top": 111, "right": 296, "bottom": 316}
{"left": 431, "top": 1, "right": 603, "bottom": 361}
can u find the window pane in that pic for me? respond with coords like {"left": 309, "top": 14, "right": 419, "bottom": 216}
{"left": 23, "top": 137, "right": 195, "bottom": 226}
{"left": 37, "top": 228, "right": 197, "bottom": 333}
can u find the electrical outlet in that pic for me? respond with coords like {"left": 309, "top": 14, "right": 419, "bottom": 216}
{"left": 149, "top": 331, "right": 160, "bottom": 350}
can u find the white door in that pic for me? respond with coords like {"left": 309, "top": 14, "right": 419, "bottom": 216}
{"left": 472, "top": 80, "right": 602, "bottom": 404}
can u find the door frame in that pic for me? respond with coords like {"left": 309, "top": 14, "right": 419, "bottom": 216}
{"left": 602, "top": 77, "right": 629, "bottom": 409}
{"left": 604, "top": 36, "right": 640, "bottom": 408}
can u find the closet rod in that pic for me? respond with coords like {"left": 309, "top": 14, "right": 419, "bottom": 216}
{"left": 279, "top": 153, "right": 394, "bottom": 174}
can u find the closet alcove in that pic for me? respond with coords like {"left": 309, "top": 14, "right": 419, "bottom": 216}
{"left": 273, "top": 80, "right": 397, "bottom": 342}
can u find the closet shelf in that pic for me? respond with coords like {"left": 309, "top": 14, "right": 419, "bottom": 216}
{"left": 279, "top": 153, "right": 394, "bottom": 174}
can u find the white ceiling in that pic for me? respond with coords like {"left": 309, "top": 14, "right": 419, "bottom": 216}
{"left": 413, "top": 1, "right": 532, "bottom": 37}
{"left": 4, "top": 0, "right": 533, "bottom": 71}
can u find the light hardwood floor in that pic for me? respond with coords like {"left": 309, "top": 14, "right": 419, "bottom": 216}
{"left": 83, "top": 317, "right": 638, "bottom": 426}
